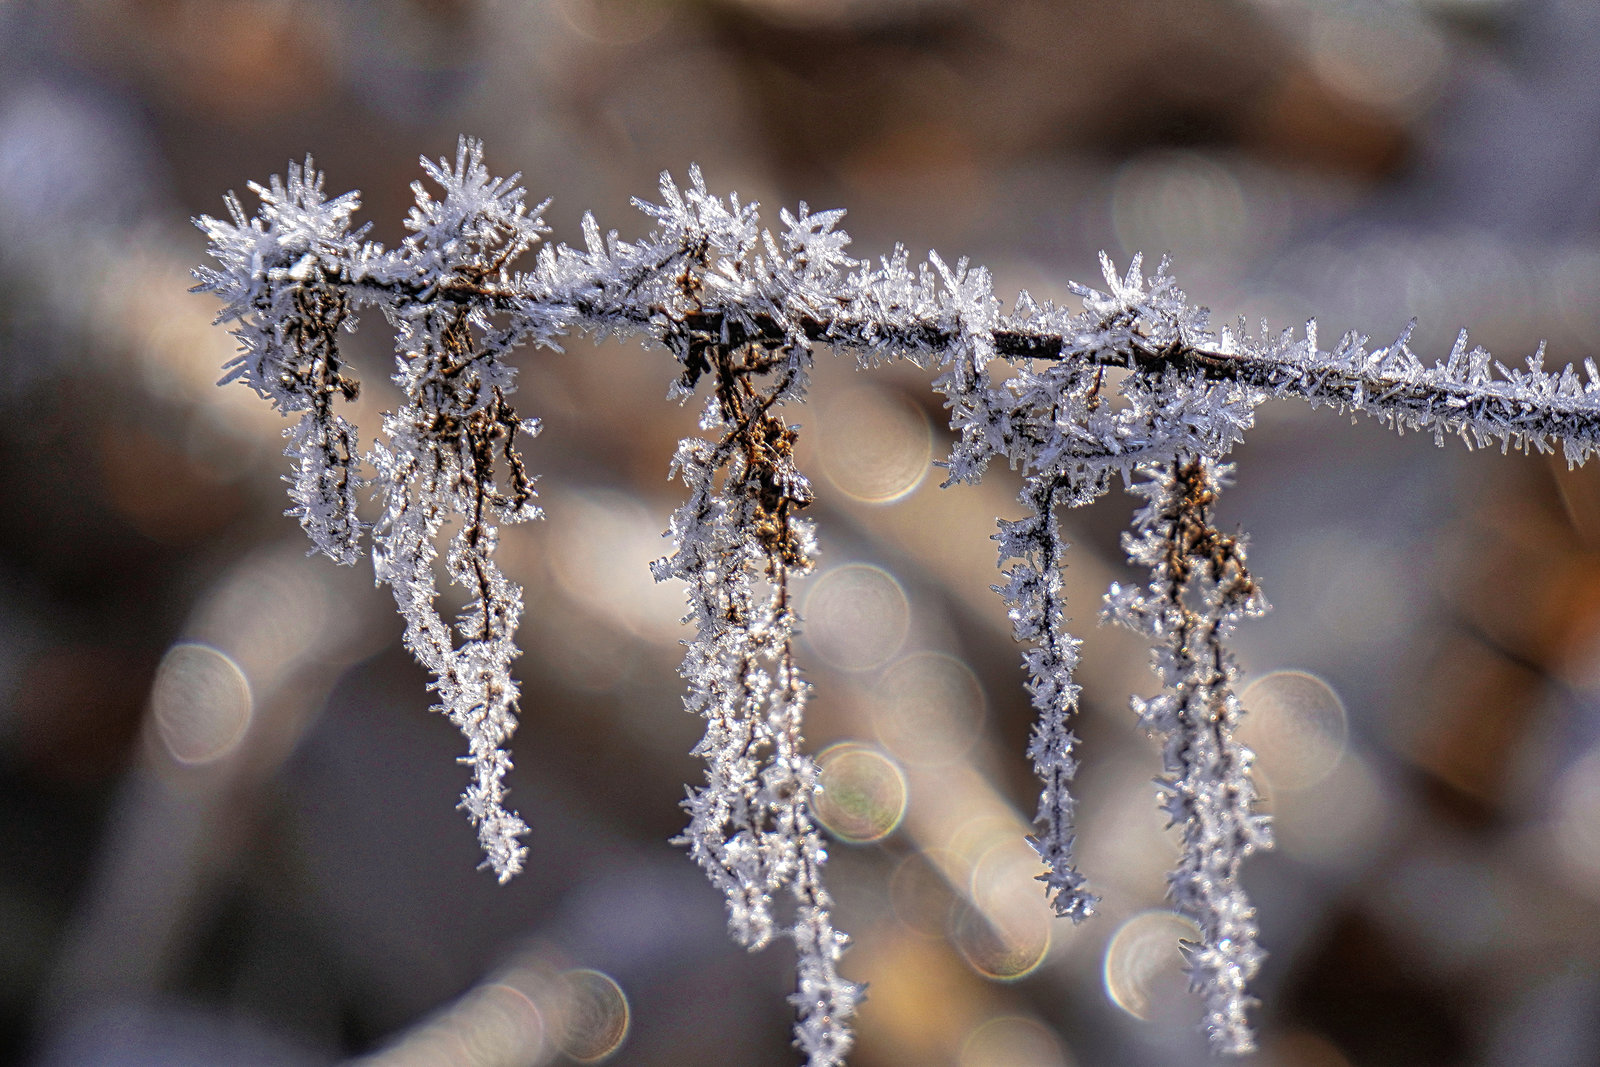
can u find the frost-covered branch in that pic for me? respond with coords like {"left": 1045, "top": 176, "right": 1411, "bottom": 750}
{"left": 197, "top": 138, "right": 1600, "bottom": 1060}
{"left": 346, "top": 243, "right": 1600, "bottom": 467}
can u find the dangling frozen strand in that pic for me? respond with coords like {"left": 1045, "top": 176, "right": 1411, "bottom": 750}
{"left": 1105, "top": 455, "right": 1272, "bottom": 1053}
{"left": 997, "top": 470, "right": 1102, "bottom": 921}
{"left": 652, "top": 301, "right": 858, "bottom": 1061}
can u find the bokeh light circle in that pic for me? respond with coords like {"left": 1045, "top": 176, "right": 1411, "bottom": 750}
{"left": 802, "top": 564, "right": 910, "bottom": 672}
{"left": 150, "top": 642, "right": 252, "bottom": 765}
{"left": 1112, "top": 150, "right": 1247, "bottom": 265}
{"left": 1306, "top": 7, "right": 1446, "bottom": 116}
{"left": 556, "top": 969, "right": 629, "bottom": 1063}
{"left": 1239, "top": 669, "right": 1349, "bottom": 791}
{"left": 960, "top": 1014, "right": 1072, "bottom": 1067}
{"left": 812, "top": 742, "right": 908, "bottom": 843}
{"left": 968, "top": 838, "right": 1047, "bottom": 915}
{"left": 1103, "top": 910, "right": 1197, "bottom": 1023}
{"left": 872, "top": 652, "right": 985, "bottom": 766}
{"left": 950, "top": 900, "right": 1051, "bottom": 982}
{"left": 817, "top": 384, "right": 932, "bottom": 503}
{"left": 457, "top": 983, "right": 546, "bottom": 1067}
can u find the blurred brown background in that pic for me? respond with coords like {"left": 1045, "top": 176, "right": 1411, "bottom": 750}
{"left": 4, "top": 0, "right": 1600, "bottom": 1064}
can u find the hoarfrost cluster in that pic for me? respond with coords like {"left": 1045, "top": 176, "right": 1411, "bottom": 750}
{"left": 196, "top": 138, "right": 1600, "bottom": 1062}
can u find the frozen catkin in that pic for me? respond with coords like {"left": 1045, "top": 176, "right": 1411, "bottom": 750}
{"left": 198, "top": 138, "right": 1600, "bottom": 1060}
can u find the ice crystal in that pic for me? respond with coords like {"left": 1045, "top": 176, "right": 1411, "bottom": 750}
{"left": 198, "top": 138, "right": 1600, "bottom": 1060}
